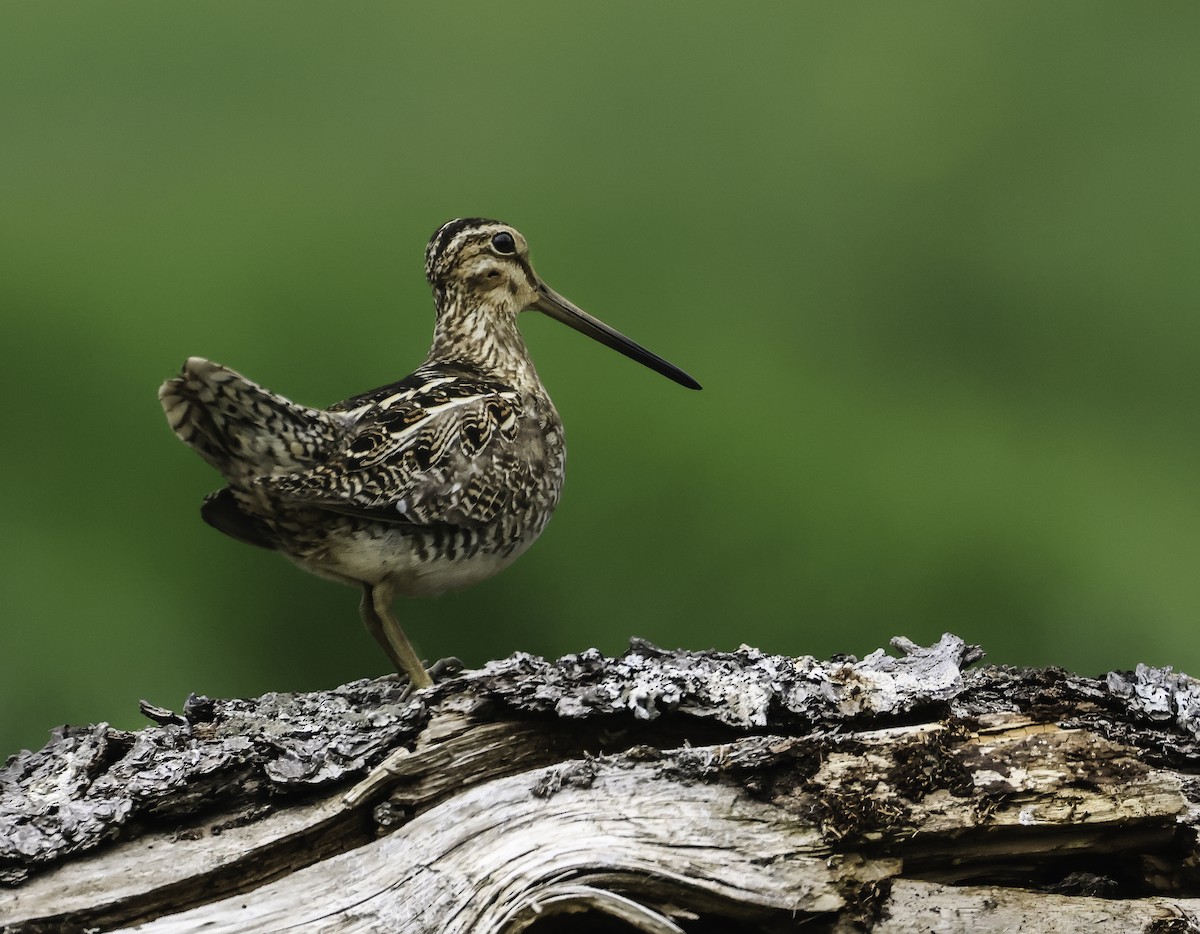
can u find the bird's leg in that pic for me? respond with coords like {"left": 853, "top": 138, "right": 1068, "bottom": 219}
{"left": 359, "top": 584, "right": 433, "bottom": 690}
{"left": 358, "top": 585, "right": 397, "bottom": 666}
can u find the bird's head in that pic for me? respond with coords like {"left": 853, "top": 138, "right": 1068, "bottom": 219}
{"left": 424, "top": 218, "right": 700, "bottom": 389}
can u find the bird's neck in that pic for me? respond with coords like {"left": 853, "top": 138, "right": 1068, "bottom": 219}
{"left": 426, "top": 291, "right": 541, "bottom": 392}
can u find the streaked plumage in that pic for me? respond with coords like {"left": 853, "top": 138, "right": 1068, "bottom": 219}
{"left": 160, "top": 218, "right": 699, "bottom": 688}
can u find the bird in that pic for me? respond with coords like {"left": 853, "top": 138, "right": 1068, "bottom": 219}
{"left": 159, "top": 218, "right": 700, "bottom": 690}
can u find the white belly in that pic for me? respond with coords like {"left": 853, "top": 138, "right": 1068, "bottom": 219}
{"left": 294, "top": 525, "right": 541, "bottom": 598}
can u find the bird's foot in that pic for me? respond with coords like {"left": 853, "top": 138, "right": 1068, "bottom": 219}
{"left": 427, "top": 656, "right": 465, "bottom": 681}
{"left": 382, "top": 656, "right": 466, "bottom": 699}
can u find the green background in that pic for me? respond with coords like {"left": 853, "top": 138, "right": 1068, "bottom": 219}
{"left": 3, "top": 3, "right": 1199, "bottom": 760}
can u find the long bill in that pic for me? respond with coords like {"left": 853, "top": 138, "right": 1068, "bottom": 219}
{"left": 530, "top": 282, "right": 701, "bottom": 390}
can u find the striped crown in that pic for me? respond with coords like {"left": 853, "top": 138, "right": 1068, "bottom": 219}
{"left": 424, "top": 217, "right": 504, "bottom": 286}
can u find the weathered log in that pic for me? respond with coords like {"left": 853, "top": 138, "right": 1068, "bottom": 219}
{"left": 3, "top": 634, "right": 1200, "bottom": 932}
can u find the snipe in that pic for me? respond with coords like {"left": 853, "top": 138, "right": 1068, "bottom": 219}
{"left": 160, "top": 218, "right": 699, "bottom": 689}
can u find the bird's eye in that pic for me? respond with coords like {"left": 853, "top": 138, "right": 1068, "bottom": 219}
{"left": 491, "top": 231, "right": 516, "bottom": 254}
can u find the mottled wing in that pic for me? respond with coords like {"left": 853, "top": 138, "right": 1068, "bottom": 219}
{"left": 259, "top": 372, "right": 539, "bottom": 529}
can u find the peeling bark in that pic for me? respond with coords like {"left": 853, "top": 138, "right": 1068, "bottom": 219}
{"left": 3, "top": 634, "right": 1200, "bottom": 932}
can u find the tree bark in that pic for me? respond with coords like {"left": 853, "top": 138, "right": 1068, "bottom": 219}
{"left": 3, "top": 634, "right": 1200, "bottom": 933}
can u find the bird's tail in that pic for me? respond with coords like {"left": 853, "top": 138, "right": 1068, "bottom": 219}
{"left": 159, "top": 357, "right": 342, "bottom": 480}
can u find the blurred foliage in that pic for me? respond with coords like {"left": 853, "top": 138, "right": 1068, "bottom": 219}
{"left": 2, "top": 2, "right": 1199, "bottom": 759}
